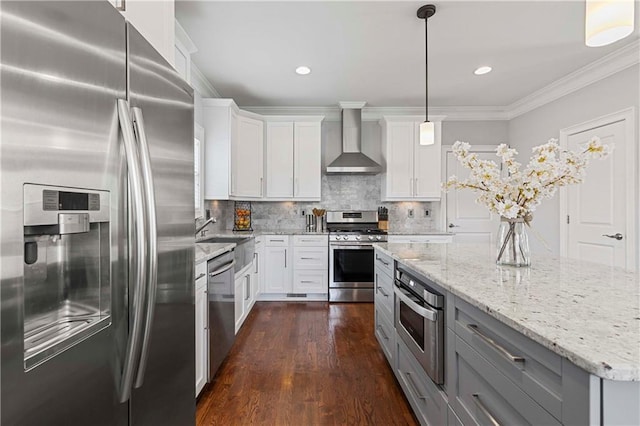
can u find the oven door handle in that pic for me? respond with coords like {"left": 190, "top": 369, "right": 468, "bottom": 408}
{"left": 330, "top": 244, "right": 374, "bottom": 249}
{"left": 394, "top": 286, "right": 439, "bottom": 322}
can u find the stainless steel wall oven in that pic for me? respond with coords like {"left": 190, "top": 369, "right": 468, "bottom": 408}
{"left": 394, "top": 265, "right": 445, "bottom": 385}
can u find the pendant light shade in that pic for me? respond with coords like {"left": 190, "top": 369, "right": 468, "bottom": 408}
{"left": 417, "top": 4, "right": 436, "bottom": 146}
{"left": 585, "top": 0, "right": 635, "bottom": 47}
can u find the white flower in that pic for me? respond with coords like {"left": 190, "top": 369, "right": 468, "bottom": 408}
{"left": 443, "top": 138, "right": 613, "bottom": 219}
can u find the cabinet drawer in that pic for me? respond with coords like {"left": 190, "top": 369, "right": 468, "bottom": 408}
{"left": 374, "top": 266, "right": 393, "bottom": 319}
{"left": 374, "top": 249, "right": 393, "bottom": 276}
{"left": 375, "top": 305, "right": 395, "bottom": 367}
{"left": 265, "top": 235, "right": 290, "bottom": 247}
{"left": 293, "top": 235, "right": 328, "bottom": 246}
{"left": 195, "top": 261, "right": 207, "bottom": 282}
{"left": 396, "top": 338, "right": 447, "bottom": 426}
{"left": 293, "top": 246, "right": 327, "bottom": 269}
{"left": 455, "top": 297, "right": 562, "bottom": 419}
{"left": 292, "top": 270, "right": 327, "bottom": 293}
{"left": 453, "top": 336, "right": 560, "bottom": 426}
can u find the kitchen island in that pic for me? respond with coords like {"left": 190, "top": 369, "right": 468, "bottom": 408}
{"left": 373, "top": 242, "right": 640, "bottom": 426}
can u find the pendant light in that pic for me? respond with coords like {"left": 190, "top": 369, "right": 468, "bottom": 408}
{"left": 585, "top": 0, "right": 635, "bottom": 47}
{"left": 417, "top": 4, "right": 436, "bottom": 145}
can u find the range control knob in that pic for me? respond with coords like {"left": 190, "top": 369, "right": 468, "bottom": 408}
{"left": 355, "top": 235, "right": 361, "bottom": 241}
{"left": 376, "top": 236, "right": 382, "bottom": 241}
{"left": 368, "top": 236, "right": 374, "bottom": 241}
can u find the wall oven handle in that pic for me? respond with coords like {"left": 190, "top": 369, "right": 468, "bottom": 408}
{"left": 394, "top": 286, "right": 438, "bottom": 322}
{"left": 132, "top": 107, "right": 158, "bottom": 389}
{"left": 117, "top": 99, "right": 148, "bottom": 403}
{"left": 467, "top": 324, "right": 525, "bottom": 364}
{"left": 472, "top": 394, "right": 501, "bottom": 426}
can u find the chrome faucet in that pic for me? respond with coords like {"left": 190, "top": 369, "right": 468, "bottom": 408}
{"left": 195, "top": 217, "right": 217, "bottom": 236}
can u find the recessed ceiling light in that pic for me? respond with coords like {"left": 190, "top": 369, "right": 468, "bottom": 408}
{"left": 474, "top": 66, "right": 492, "bottom": 75}
{"left": 295, "top": 66, "right": 311, "bottom": 75}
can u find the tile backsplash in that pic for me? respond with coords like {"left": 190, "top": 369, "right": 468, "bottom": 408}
{"left": 205, "top": 174, "right": 442, "bottom": 233}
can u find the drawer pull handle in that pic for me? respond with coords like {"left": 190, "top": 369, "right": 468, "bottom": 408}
{"left": 300, "top": 257, "right": 316, "bottom": 260}
{"left": 472, "top": 394, "right": 501, "bottom": 426}
{"left": 376, "top": 324, "right": 389, "bottom": 341}
{"left": 467, "top": 324, "right": 524, "bottom": 364}
{"left": 270, "top": 239, "right": 285, "bottom": 242}
{"left": 300, "top": 280, "right": 316, "bottom": 283}
{"left": 405, "top": 372, "right": 427, "bottom": 400}
{"left": 195, "top": 273, "right": 206, "bottom": 280}
{"left": 377, "top": 286, "right": 389, "bottom": 297}
{"left": 375, "top": 255, "right": 389, "bottom": 266}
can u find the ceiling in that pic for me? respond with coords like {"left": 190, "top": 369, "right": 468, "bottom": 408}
{"left": 176, "top": 1, "right": 640, "bottom": 108}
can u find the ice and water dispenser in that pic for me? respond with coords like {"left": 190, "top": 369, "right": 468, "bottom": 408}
{"left": 23, "top": 184, "right": 111, "bottom": 369}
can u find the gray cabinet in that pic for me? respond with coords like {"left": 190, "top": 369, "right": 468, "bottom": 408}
{"left": 397, "top": 338, "right": 448, "bottom": 426}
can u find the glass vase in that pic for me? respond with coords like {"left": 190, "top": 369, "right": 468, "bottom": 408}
{"left": 496, "top": 217, "right": 530, "bottom": 267}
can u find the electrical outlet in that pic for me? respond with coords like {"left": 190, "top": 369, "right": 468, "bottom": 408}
{"left": 408, "top": 209, "right": 414, "bottom": 218}
{"left": 424, "top": 209, "right": 430, "bottom": 217}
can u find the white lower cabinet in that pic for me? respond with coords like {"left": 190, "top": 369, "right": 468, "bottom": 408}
{"left": 260, "top": 234, "right": 328, "bottom": 299}
{"left": 264, "top": 239, "right": 291, "bottom": 293}
{"left": 234, "top": 263, "right": 254, "bottom": 334}
{"left": 194, "top": 262, "right": 207, "bottom": 397}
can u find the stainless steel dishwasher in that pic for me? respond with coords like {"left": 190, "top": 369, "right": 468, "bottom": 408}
{"left": 206, "top": 250, "right": 235, "bottom": 380}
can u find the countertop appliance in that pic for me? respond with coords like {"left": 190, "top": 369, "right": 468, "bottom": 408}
{"left": 1, "top": 2, "right": 195, "bottom": 424}
{"left": 395, "top": 265, "right": 445, "bottom": 385}
{"left": 206, "top": 251, "right": 236, "bottom": 381}
{"left": 328, "top": 211, "right": 388, "bottom": 302}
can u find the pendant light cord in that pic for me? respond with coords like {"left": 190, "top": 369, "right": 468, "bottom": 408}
{"left": 425, "top": 13, "right": 429, "bottom": 123}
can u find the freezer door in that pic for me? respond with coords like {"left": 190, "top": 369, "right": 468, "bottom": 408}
{"left": 1, "top": 2, "right": 128, "bottom": 425}
{"left": 126, "top": 23, "right": 196, "bottom": 425}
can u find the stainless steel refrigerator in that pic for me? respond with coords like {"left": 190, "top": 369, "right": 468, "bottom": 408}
{"left": 0, "top": 2, "right": 195, "bottom": 424}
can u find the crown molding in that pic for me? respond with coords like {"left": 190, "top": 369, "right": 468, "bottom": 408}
{"left": 506, "top": 39, "right": 640, "bottom": 119}
{"left": 191, "top": 65, "right": 220, "bottom": 98}
{"left": 175, "top": 20, "right": 197, "bottom": 54}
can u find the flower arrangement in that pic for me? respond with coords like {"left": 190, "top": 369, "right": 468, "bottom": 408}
{"left": 444, "top": 137, "right": 612, "bottom": 221}
{"left": 444, "top": 137, "right": 612, "bottom": 265}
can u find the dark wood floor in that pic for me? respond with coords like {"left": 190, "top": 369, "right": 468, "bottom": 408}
{"left": 196, "top": 302, "right": 418, "bottom": 426}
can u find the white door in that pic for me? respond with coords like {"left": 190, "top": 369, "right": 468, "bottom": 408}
{"left": 235, "top": 116, "right": 264, "bottom": 198}
{"left": 294, "top": 122, "right": 322, "bottom": 199}
{"left": 266, "top": 121, "right": 294, "bottom": 198}
{"left": 445, "top": 147, "right": 501, "bottom": 243}
{"left": 565, "top": 119, "right": 633, "bottom": 269}
{"left": 264, "top": 246, "right": 291, "bottom": 293}
{"left": 385, "top": 122, "right": 414, "bottom": 198}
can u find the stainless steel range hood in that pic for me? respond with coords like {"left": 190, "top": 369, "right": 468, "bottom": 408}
{"left": 326, "top": 103, "right": 382, "bottom": 174}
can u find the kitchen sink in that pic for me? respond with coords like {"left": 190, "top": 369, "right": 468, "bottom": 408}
{"left": 197, "top": 235, "right": 254, "bottom": 274}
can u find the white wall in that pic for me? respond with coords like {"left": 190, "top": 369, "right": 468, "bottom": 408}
{"left": 508, "top": 64, "right": 640, "bottom": 255}
{"left": 442, "top": 121, "right": 509, "bottom": 147}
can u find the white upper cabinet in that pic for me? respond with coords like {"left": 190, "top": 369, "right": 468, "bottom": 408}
{"left": 233, "top": 115, "right": 264, "bottom": 199}
{"left": 381, "top": 116, "right": 442, "bottom": 201}
{"left": 112, "top": 0, "right": 175, "bottom": 65}
{"left": 202, "top": 99, "right": 235, "bottom": 200}
{"left": 266, "top": 122, "right": 295, "bottom": 198}
{"left": 264, "top": 117, "right": 323, "bottom": 201}
{"left": 294, "top": 122, "right": 322, "bottom": 199}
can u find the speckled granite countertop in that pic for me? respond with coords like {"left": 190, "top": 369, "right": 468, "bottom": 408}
{"left": 195, "top": 242, "right": 236, "bottom": 265}
{"left": 198, "top": 229, "right": 328, "bottom": 239}
{"left": 373, "top": 242, "right": 640, "bottom": 381}
{"left": 387, "top": 231, "right": 453, "bottom": 236}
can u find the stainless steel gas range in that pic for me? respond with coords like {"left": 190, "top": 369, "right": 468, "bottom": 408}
{"left": 327, "top": 211, "right": 388, "bottom": 302}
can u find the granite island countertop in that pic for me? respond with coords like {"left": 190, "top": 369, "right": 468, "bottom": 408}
{"left": 195, "top": 242, "right": 236, "bottom": 265}
{"left": 373, "top": 242, "right": 640, "bottom": 381}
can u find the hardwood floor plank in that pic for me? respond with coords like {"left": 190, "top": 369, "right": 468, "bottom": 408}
{"left": 197, "top": 302, "right": 418, "bottom": 426}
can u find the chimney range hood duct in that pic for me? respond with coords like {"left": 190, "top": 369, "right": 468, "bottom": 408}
{"left": 326, "top": 103, "right": 382, "bottom": 174}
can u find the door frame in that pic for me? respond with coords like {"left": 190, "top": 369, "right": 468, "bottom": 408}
{"left": 440, "top": 144, "right": 501, "bottom": 232}
{"left": 558, "top": 107, "right": 637, "bottom": 271}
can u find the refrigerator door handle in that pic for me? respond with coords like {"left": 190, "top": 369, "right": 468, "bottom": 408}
{"left": 131, "top": 106, "right": 158, "bottom": 389}
{"left": 117, "top": 99, "right": 149, "bottom": 403}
